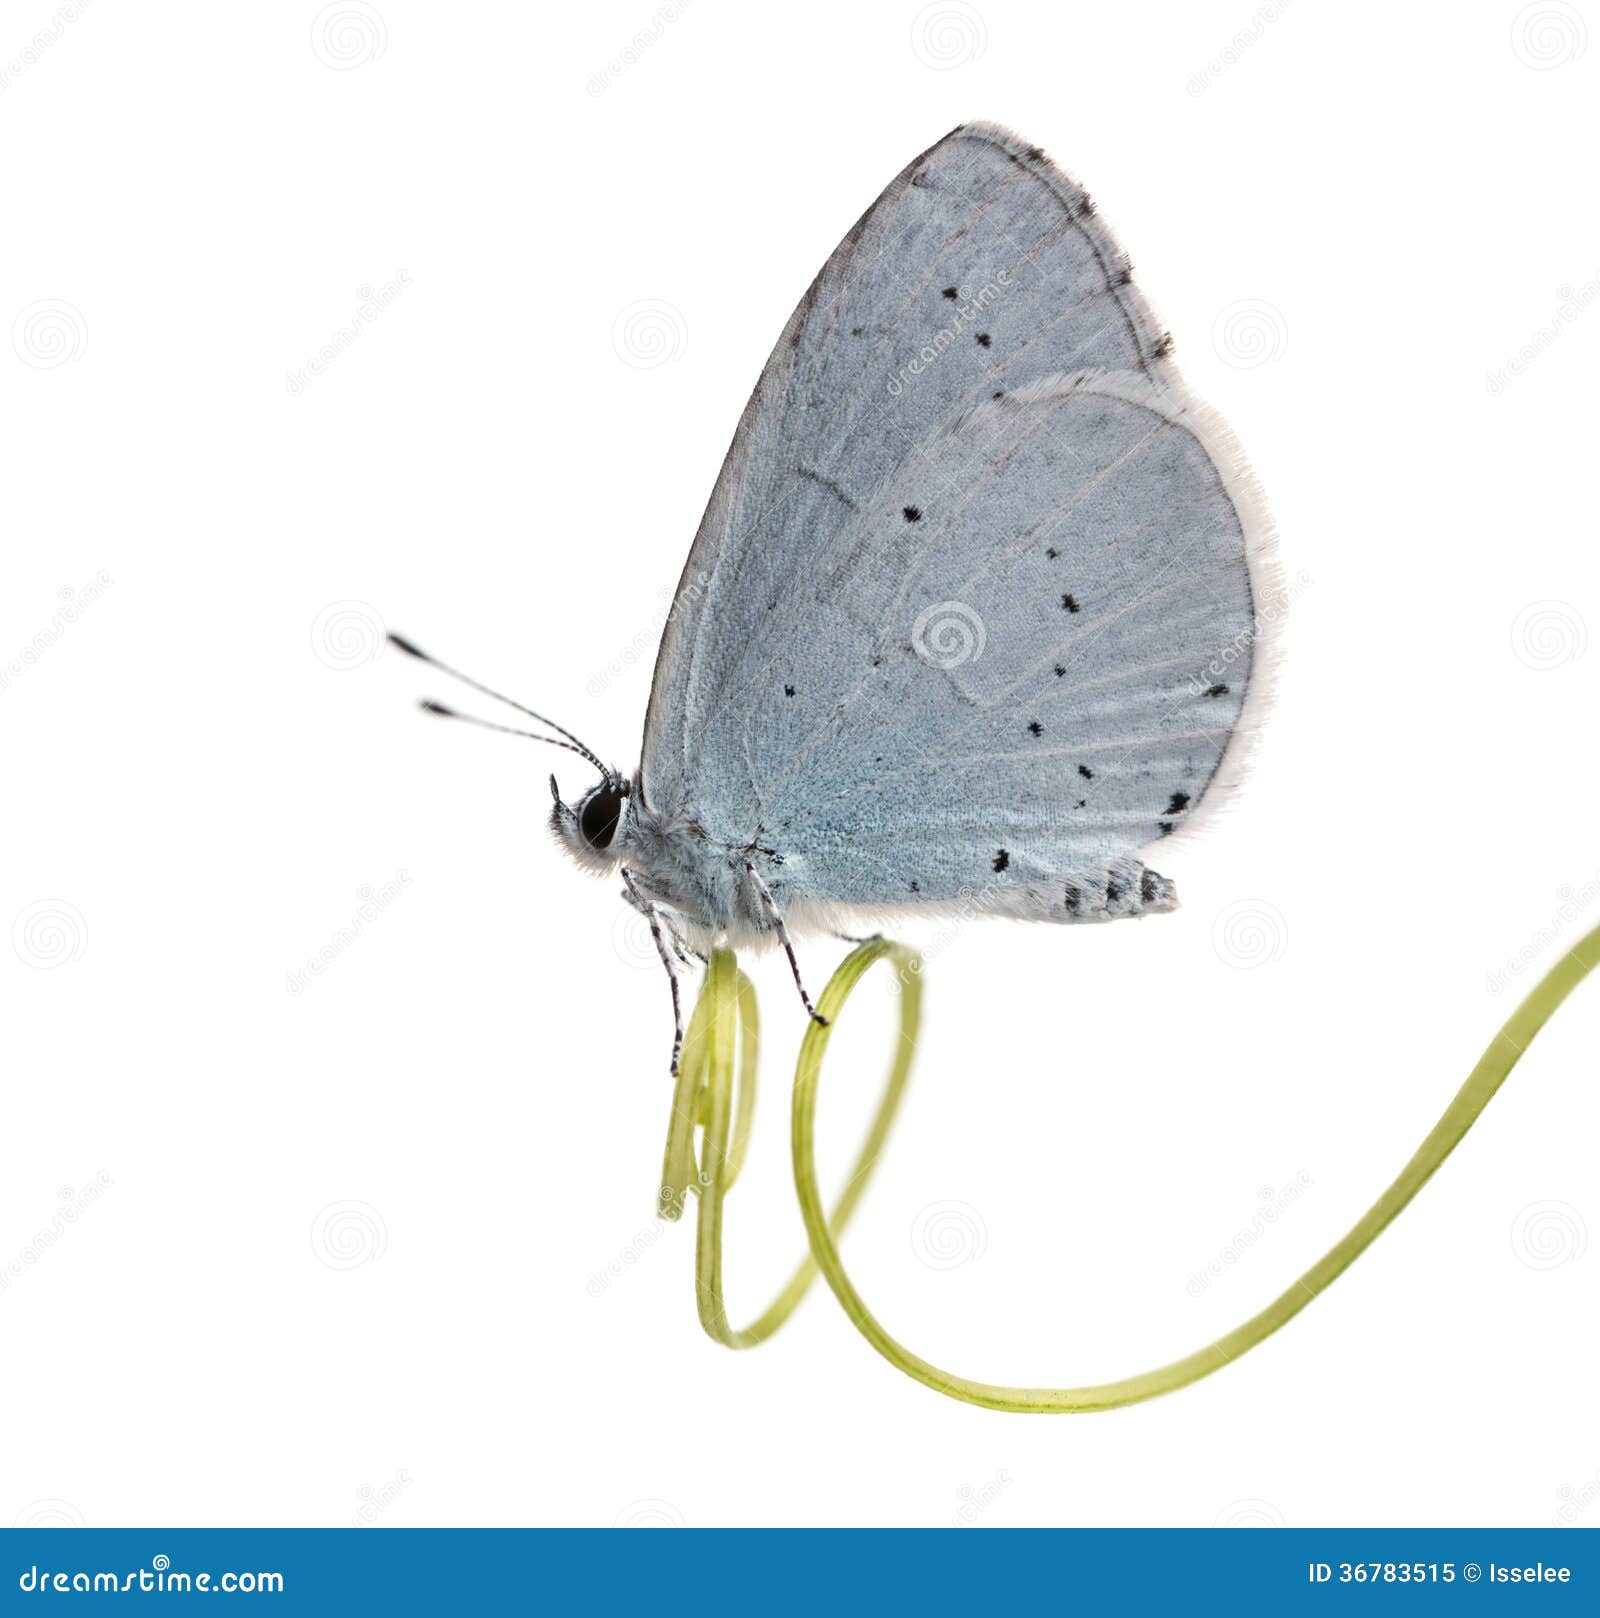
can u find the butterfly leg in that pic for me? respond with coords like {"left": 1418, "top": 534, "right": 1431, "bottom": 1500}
{"left": 621, "top": 867, "right": 685, "bottom": 1075}
{"left": 832, "top": 930, "right": 883, "bottom": 945}
{"left": 744, "top": 861, "right": 828, "bottom": 1028}
{"left": 662, "top": 912, "right": 706, "bottom": 968}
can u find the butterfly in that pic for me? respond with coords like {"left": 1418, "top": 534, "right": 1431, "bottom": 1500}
{"left": 392, "top": 122, "right": 1276, "bottom": 1074}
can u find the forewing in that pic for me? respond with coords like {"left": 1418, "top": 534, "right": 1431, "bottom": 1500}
{"left": 642, "top": 121, "right": 1169, "bottom": 821}
{"left": 642, "top": 124, "right": 1273, "bottom": 913}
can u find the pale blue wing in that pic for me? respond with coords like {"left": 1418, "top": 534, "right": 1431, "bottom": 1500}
{"left": 642, "top": 123, "right": 1272, "bottom": 916}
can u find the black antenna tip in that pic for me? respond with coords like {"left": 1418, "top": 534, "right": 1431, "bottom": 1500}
{"left": 388, "top": 631, "right": 427, "bottom": 660}
{"left": 418, "top": 698, "right": 454, "bottom": 717}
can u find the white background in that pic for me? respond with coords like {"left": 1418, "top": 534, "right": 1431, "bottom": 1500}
{"left": 4, "top": 0, "right": 1598, "bottom": 1531}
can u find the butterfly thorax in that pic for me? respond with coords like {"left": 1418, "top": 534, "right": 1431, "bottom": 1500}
{"left": 556, "top": 775, "right": 782, "bottom": 945}
{"left": 633, "top": 797, "right": 786, "bottom": 942}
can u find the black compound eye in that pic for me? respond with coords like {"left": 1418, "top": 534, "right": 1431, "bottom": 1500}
{"left": 578, "top": 785, "right": 624, "bottom": 850}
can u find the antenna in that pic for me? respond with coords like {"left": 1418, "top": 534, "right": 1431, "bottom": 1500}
{"left": 388, "top": 633, "right": 611, "bottom": 778}
{"left": 414, "top": 699, "right": 609, "bottom": 771}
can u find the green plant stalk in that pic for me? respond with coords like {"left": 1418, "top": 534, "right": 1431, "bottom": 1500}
{"left": 669, "top": 923, "right": 1600, "bottom": 1411}
{"left": 681, "top": 946, "right": 919, "bottom": 1348}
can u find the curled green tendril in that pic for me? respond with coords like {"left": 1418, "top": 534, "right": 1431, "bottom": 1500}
{"left": 661, "top": 924, "right": 1600, "bottom": 1411}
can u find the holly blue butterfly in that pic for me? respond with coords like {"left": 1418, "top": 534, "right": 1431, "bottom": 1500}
{"left": 393, "top": 122, "right": 1278, "bottom": 1071}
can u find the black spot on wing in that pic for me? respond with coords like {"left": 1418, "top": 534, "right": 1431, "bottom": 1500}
{"left": 1204, "top": 683, "right": 1230, "bottom": 698}
{"left": 992, "top": 849, "right": 1009, "bottom": 873}
{"left": 1167, "top": 792, "right": 1190, "bottom": 815}
{"left": 1062, "top": 593, "right": 1080, "bottom": 613}
{"left": 941, "top": 286, "right": 959, "bottom": 300}
{"left": 784, "top": 684, "right": 795, "bottom": 697}
{"left": 1078, "top": 764, "right": 1093, "bottom": 780}
{"left": 1027, "top": 720, "right": 1043, "bottom": 737}
{"left": 975, "top": 332, "right": 992, "bottom": 348}
{"left": 902, "top": 506, "right": 922, "bottom": 523}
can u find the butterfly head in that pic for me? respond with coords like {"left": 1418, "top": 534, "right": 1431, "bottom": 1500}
{"left": 550, "top": 771, "right": 632, "bottom": 872}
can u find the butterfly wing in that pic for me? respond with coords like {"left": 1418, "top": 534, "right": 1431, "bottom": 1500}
{"left": 642, "top": 122, "right": 1274, "bottom": 920}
